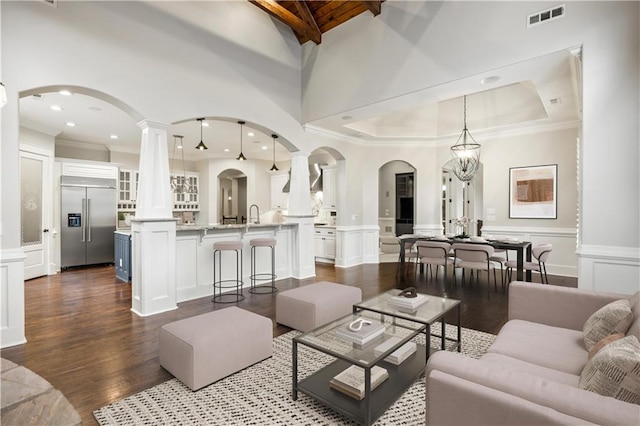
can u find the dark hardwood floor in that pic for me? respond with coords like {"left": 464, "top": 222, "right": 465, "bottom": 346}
{"left": 1, "top": 262, "right": 576, "bottom": 425}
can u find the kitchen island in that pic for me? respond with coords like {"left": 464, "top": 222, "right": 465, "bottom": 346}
{"left": 175, "top": 223, "right": 297, "bottom": 302}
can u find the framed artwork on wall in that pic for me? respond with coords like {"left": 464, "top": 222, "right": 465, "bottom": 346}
{"left": 509, "top": 164, "right": 557, "bottom": 219}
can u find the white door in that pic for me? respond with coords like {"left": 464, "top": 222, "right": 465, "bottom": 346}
{"left": 20, "top": 150, "right": 51, "bottom": 280}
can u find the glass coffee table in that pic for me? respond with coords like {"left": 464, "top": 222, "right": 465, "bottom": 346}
{"left": 353, "top": 290, "right": 462, "bottom": 358}
{"left": 292, "top": 292, "right": 461, "bottom": 425}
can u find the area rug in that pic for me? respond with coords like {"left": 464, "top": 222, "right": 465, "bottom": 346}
{"left": 94, "top": 326, "right": 495, "bottom": 425}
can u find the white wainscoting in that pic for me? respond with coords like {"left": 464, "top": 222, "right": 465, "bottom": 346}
{"left": 335, "top": 226, "right": 380, "bottom": 268}
{"left": 577, "top": 245, "right": 640, "bottom": 295}
{"left": 481, "top": 226, "right": 577, "bottom": 278}
{"left": 1, "top": 249, "right": 27, "bottom": 348}
{"left": 413, "top": 223, "right": 444, "bottom": 236}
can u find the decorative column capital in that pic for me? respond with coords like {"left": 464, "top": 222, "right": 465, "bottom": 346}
{"left": 137, "top": 119, "right": 171, "bottom": 131}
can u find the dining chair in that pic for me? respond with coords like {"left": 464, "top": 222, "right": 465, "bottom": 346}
{"left": 416, "top": 241, "right": 452, "bottom": 285}
{"left": 506, "top": 243, "right": 552, "bottom": 285}
{"left": 394, "top": 237, "right": 418, "bottom": 277}
{"left": 489, "top": 248, "right": 508, "bottom": 291}
{"left": 452, "top": 243, "right": 498, "bottom": 297}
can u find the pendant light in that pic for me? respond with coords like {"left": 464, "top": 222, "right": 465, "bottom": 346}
{"left": 195, "top": 118, "right": 208, "bottom": 150}
{"left": 270, "top": 134, "right": 279, "bottom": 171}
{"left": 236, "top": 120, "right": 247, "bottom": 161}
{"left": 449, "top": 95, "right": 481, "bottom": 182}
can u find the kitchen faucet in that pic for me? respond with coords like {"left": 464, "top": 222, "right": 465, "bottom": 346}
{"left": 249, "top": 204, "right": 260, "bottom": 224}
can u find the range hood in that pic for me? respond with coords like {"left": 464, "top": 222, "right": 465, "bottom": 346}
{"left": 282, "top": 163, "right": 324, "bottom": 193}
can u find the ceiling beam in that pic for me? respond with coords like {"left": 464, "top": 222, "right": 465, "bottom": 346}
{"left": 360, "top": 1, "right": 382, "bottom": 17}
{"left": 292, "top": 1, "right": 322, "bottom": 44}
{"left": 249, "top": 0, "right": 322, "bottom": 45}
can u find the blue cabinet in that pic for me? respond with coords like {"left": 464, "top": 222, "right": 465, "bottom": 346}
{"left": 114, "top": 232, "right": 131, "bottom": 282}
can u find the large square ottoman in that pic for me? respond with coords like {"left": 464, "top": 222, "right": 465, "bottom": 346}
{"left": 276, "top": 281, "right": 362, "bottom": 332}
{"left": 159, "top": 306, "right": 272, "bottom": 391}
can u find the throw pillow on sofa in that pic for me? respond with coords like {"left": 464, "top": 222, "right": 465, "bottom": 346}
{"left": 579, "top": 335, "right": 640, "bottom": 405}
{"left": 588, "top": 332, "right": 625, "bottom": 360}
{"left": 583, "top": 299, "right": 634, "bottom": 351}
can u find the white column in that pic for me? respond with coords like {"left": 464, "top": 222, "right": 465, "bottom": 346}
{"left": 287, "top": 151, "right": 311, "bottom": 216}
{"left": 130, "top": 120, "right": 177, "bottom": 316}
{"left": 135, "top": 120, "right": 172, "bottom": 219}
{"left": 0, "top": 54, "right": 27, "bottom": 347}
{"left": 283, "top": 152, "right": 315, "bottom": 278}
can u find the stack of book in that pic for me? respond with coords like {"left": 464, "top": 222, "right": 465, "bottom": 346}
{"left": 329, "top": 365, "right": 389, "bottom": 400}
{"left": 335, "top": 320, "right": 385, "bottom": 346}
{"left": 387, "top": 293, "right": 428, "bottom": 313}
{"left": 374, "top": 338, "right": 417, "bottom": 365}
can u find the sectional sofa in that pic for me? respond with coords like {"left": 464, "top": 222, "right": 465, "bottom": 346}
{"left": 426, "top": 281, "right": 640, "bottom": 425}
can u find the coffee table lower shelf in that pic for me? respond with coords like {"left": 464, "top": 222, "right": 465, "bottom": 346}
{"left": 296, "top": 344, "right": 427, "bottom": 425}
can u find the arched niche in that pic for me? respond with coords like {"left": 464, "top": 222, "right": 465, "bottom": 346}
{"left": 217, "top": 169, "right": 247, "bottom": 224}
{"left": 378, "top": 160, "right": 417, "bottom": 236}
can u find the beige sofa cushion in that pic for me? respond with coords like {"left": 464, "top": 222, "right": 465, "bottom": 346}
{"left": 579, "top": 335, "right": 640, "bottom": 404}
{"left": 488, "top": 319, "right": 587, "bottom": 375}
{"left": 481, "top": 353, "right": 579, "bottom": 387}
{"left": 583, "top": 299, "right": 634, "bottom": 351}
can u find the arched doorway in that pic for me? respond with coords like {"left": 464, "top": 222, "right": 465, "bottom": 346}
{"left": 378, "top": 160, "right": 417, "bottom": 236}
{"left": 217, "top": 169, "right": 247, "bottom": 223}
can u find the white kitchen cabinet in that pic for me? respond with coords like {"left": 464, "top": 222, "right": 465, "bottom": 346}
{"left": 118, "top": 169, "right": 138, "bottom": 211}
{"left": 270, "top": 172, "right": 289, "bottom": 210}
{"left": 322, "top": 166, "right": 337, "bottom": 209}
{"left": 172, "top": 172, "right": 200, "bottom": 211}
{"left": 314, "top": 227, "right": 336, "bottom": 262}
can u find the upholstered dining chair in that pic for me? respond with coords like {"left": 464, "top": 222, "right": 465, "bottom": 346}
{"left": 394, "top": 236, "right": 419, "bottom": 277}
{"left": 489, "top": 248, "right": 508, "bottom": 291}
{"left": 416, "top": 241, "right": 452, "bottom": 284}
{"left": 452, "top": 243, "right": 498, "bottom": 297}
{"left": 506, "top": 243, "right": 552, "bottom": 285}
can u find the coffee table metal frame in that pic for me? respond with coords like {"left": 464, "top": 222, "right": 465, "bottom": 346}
{"left": 292, "top": 312, "right": 425, "bottom": 426}
{"left": 353, "top": 291, "right": 462, "bottom": 359}
{"left": 292, "top": 292, "right": 461, "bottom": 426}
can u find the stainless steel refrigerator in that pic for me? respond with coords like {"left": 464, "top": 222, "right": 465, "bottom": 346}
{"left": 61, "top": 176, "right": 117, "bottom": 269}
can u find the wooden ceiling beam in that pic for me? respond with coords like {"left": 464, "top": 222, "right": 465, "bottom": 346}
{"left": 292, "top": 1, "right": 322, "bottom": 44}
{"left": 249, "top": 0, "right": 322, "bottom": 44}
{"left": 360, "top": 1, "right": 382, "bottom": 17}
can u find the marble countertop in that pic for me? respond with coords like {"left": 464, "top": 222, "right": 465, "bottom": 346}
{"left": 176, "top": 222, "right": 295, "bottom": 232}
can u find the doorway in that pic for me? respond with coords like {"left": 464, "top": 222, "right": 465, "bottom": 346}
{"left": 218, "top": 169, "right": 247, "bottom": 223}
{"left": 20, "top": 148, "right": 52, "bottom": 280}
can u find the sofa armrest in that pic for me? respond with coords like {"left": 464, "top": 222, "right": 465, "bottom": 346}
{"left": 508, "top": 281, "right": 625, "bottom": 330}
{"left": 426, "top": 351, "right": 640, "bottom": 426}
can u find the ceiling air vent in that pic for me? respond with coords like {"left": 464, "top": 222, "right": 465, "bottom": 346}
{"left": 527, "top": 4, "right": 564, "bottom": 28}
{"left": 42, "top": 0, "right": 57, "bottom": 7}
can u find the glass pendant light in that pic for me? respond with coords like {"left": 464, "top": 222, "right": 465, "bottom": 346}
{"left": 450, "top": 95, "right": 481, "bottom": 182}
{"left": 270, "top": 134, "right": 279, "bottom": 171}
{"left": 236, "top": 120, "right": 247, "bottom": 161}
{"left": 195, "top": 118, "right": 208, "bottom": 150}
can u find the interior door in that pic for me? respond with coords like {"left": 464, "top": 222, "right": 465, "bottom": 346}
{"left": 20, "top": 151, "right": 50, "bottom": 280}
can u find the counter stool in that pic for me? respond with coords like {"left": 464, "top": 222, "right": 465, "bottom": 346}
{"left": 248, "top": 238, "right": 278, "bottom": 294}
{"left": 212, "top": 240, "right": 245, "bottom": 303}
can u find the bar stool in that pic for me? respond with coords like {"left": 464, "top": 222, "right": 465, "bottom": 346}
{"left": 248, "top": 238, "right": 278, "bottom": 294}
{"left": 212, "top": 240, "right": 245, "bottom": 303}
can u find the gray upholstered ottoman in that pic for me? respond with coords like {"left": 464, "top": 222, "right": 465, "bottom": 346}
{"left": 276, "top": 281, "right": 362, "bottom": 332}
{"left": 159, "top": 307, "right": 272, "bottom": 391}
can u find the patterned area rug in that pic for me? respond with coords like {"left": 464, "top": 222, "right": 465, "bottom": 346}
{"left": 94, "top": 326, "right": 495, "bottom": 425}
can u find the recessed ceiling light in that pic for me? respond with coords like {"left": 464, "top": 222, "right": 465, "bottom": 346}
{"left": 50, "top": 105, "right": 63, "bottom": 111}
{"left": 66, "top": 122, "right": 76, "bottom": 127}
{"left": 481, "top": 76, "right": 500, "bottom": 84}
{"left": 223, "top": 148, "right": 230, "bottom": 152}
{"left": 110, "top": 134, "right": 118, "bottom": 139}
{"left": 177, "top": 144, "right": 183, "bottom": 149}
{"left": 201, "top": 122, "right": 209, "bottom": 127}
{"left": 261, "top": 146, "right": 268, "bottom": 150}
{"left": 247, "top": 131, "right": 255, "bottom": 137}
{"left": 59, "top": 90, "right": 72, "bottom": 96}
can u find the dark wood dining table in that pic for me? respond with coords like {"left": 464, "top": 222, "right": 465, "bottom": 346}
{"left": 397, "top": 236, "right": 532, "bottom": 284}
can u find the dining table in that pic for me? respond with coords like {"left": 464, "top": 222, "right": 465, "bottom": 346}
{"left": 397, "top": 236, "right": 532, "bottom": 284}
